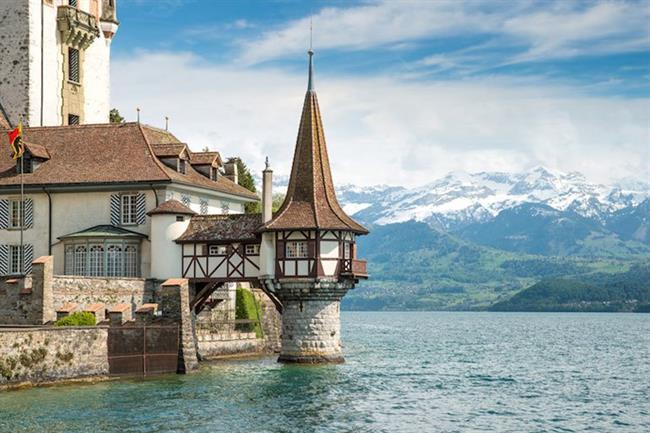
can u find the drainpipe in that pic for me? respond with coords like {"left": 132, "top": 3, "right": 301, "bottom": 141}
{"left": 150, "top": 184, "right": 159, "bottom": 207}
{"left": 42, "top": 187, "right": 52, "bottom": 255}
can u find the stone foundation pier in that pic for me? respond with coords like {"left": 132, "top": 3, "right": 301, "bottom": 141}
{"left": 273, "top": 280, "right": 353, "bottom": 364}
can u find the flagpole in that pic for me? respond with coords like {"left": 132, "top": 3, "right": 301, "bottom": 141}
{"left": 19, "top": 117, "right": 24, "bottom": 276}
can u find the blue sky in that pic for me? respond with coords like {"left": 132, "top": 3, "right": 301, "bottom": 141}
{"left": 110, "top": 0, "right": 650, "bottom": 186}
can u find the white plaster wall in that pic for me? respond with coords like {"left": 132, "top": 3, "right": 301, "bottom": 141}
{"left": 83, "top": 32, "right": 110, "bottom": 124}
{"left": 165, "top": 186, "right": 248, "bottom": 215}
{"left": 259, "top": 232, "right": 275, "bottom": 278}
{"left": 0, "top": 189, "right": 156, "bottom": 277}
{"left": 150, "top": 214, "right": 189, "bottom": 280}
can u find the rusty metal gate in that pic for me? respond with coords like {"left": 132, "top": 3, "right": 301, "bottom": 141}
{"left": 107, "top": 324, "right": 179, "bottom": 377}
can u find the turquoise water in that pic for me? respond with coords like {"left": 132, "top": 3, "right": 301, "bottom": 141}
{"left": 1, "top": 312, "right": 649, "bottom": 433}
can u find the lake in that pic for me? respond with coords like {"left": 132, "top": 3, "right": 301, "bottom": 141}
{"left": 1, "top": 312, "right": 648, "bottom": 433}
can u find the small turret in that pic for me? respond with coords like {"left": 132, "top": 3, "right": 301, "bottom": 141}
{"left": 259, "top": 50, "right": 369, "bottom": 364}
{"left": 100, "top": 0, "right": 119, "bottom": 40}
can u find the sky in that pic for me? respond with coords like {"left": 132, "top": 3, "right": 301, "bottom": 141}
{"left": 110, "top": 0, "right": 650, "bottom": 187}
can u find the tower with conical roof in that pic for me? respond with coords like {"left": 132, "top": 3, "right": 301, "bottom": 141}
{"left": 259, "top": 50, "right": 369, "bottom": 363}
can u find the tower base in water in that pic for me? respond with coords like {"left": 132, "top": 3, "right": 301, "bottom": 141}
{"left": 273, "top": 280, "right": 353, "bottom": 364}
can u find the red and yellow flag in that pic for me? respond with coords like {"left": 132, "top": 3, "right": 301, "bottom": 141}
{"left": 8, "top": 122, "right": 23, "bottom": 160}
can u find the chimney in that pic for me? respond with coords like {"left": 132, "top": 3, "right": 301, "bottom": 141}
{"left": 223, "top": 161, "right": 239, "bottom": 185}
{"left": 262, "top": 157, "right": 273, "bottom": 223}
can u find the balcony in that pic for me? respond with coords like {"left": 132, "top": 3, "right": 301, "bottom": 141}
{"left": 57, "top": 5, "right": 100, "bottom": 49}
{"left": 341, "top": 259, "right": 368, "bottom": 279}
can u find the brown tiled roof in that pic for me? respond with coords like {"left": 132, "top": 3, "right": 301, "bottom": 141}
{"left": 261, "top": 84, "right": 368, "bottom": 234}
{"left": 191, "top": 151, "right": 222, "bottom": 166}
{"left": 25, "top": 142, "right": 50, "bottom": 160}
{"left": 0, "top": 122, "right": 259, "bottom": 200}
{"left": 141, "top": 125, "right": 182, "bottom": 144}
{"left": 176, "top": 214, "right": 263, "bottom": 243}
{"left": 151, "top": 143, "right": 188, "bottom": 158}
{"left": 147, "top": 199, "right": 196, "bottom": 216}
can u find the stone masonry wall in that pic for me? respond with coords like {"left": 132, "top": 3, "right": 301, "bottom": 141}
{"left": 0, "top": 277, "right": 36, "bottom": 325}
{"left": 52, "top": 276, "right": 156, "bottom": 314}
{"left": 0, "top": 326, "right": 109, "bottom": 388}
{"left": 279, "top": 299, "right": 343, "bottom": 363}
{"left": 0, "top": 0, "right": 30, "bottom": 125}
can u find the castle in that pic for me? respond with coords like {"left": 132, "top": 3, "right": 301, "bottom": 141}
{"left": 0, "top": 1, "right": 368, "bottom": 365}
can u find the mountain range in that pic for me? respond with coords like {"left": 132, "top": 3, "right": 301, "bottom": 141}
{"left": 333, "top": 167, "right": 649, "bottom": 310}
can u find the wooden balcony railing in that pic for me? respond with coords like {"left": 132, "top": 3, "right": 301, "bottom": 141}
{"left": 341, "top": 259, "right": 368, "bottom": 279}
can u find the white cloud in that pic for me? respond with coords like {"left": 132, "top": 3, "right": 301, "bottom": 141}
{"left": 111, "top": 51, "right": 649, "bottom": 188}
{"left": 236, "top": 0, "right": 650, "bottom": 67}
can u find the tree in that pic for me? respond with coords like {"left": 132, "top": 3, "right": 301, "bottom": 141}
{"left": 226, "top": 157, "right": 258, "bottom": 213}
{"left": 109, "top": 108, "right": 124, "bottom": 123}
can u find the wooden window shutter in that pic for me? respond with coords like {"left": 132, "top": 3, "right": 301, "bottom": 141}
{"left": 24, "top": 244, "right": 33, "bottom": 275}
{"left": 136, "top": 193, "right": 146, "bottom": 225}
{"left": 0, "top": 200, "right": 8, "bottom": 229}
{"left": 110, "top": 194, "right": 120, "bottom": 226}
{"left": 0, "top": 244, "right": 7, "bottom": 275}
{"left": 24, "top": 199, "right": 34, "bottom": 228}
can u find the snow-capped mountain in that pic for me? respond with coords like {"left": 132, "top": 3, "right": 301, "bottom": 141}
{"left": 336, "top": 167, "right": 649, "bottom": 230}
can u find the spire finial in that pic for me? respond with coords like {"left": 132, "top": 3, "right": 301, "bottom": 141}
{"left": 307, "top": 49, "right": 314, "bottom": 91}
{"left": 265, "top": 156, "right": 270, "bottom": 170}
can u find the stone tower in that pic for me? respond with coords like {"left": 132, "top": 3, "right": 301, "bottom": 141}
{"left": 259, "top": 50, "right": 369, "bottom": 363}
{"left": 0, "top": 0, "right": 119, "bottom": 127}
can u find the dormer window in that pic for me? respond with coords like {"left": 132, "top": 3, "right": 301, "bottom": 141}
{"left": 210, "top": 167, "right": 218, "bottom": 181}
{"left": 17, "top": 155, "right": 33, "bottom": 174}
{"left": 178, "top": 159, "right": 186, "bottom": 174}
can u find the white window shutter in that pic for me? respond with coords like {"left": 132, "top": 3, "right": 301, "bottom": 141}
{"left": 24, "top": 244, "right": 34, "bottom": 275}
{"left": 0, "top": 245, "right": 8, "bottom": 275}
{"left": 136, "top": 193, "right": 146, "bottom": 225}
{"left": 110, "top": 194, "right": 121, "bottom": 226}
{"left": 24, "top": 199, "right": 34, "bottom": 228}
{"left": 0, "top": 200, "right": 8, "bottom": 229}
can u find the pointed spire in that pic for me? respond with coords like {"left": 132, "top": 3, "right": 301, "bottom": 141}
{"left": 307, "top": 49, "right": 315, "bottom": 92}
{"left": 261, "top": 52, "right": 368, "bottom": 235}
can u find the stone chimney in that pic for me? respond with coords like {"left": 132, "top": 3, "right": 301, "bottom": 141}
{"left": 262, "top": 157, "right": 273, "bottom": 223}
{"left": 223, "top": 161, "right": 239, "bottom": 185}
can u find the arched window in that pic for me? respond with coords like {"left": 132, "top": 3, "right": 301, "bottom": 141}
{"left": 124, "top": 245, "right": 138, "bottom": 277}
{"left": 73, "top": 246, "right": 87, "bottom": 276}
{"left": 65, "top": 245, "right": 75, "bottom": 275}
{"left": 88, "top": 245, "right": 104, "bottom": 276}
{"left": 107, "top": 245, "right": 122, "bottom": 277}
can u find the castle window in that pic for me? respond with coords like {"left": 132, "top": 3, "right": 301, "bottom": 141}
{"left": 125, "top": 245, "right": 138, "bottom": 277}
{"left": 68, "top": 0, "right": 78, "bottom": 7}
{"left": 200, "top": 199, "right": 208, "bottom": 215}
{"left": 221, "top": 202, "right": 230, "bottom": 215}
{"left": 106, "top": 245, "right": 122, "bottom": 277}
{"left": 68, "top": 48, "right": 80, "bottom": 83}
{"left": 9, "top": 200, "right": 23, "bottom": 228}
{"left": 68, "top": 114, "right": 80, "bottom": 125}
{"left": 245, "top": 244, "right": 259, "bottom": 255}
{"left": 64, "top": 241, "right": 140, "bottom": 277}
{"left": 177, "top": 159, "right": 186, "bottom": 174}
{"left": 210, "top": 167, "right": 218, "bottom": 181}
{"left": 88, "top": 245, "right": 104, "bottom": 276}
{"left": 9, "top": 245, "right": 22, "bottom": 274}
{"left": 176, "top": 216, "right": 185, "bottom": 222}
{"left": 73, "top": 245, "right": 87, "bottom": 275}
{"left": 343, "top": 242, "right": 351, "bottom": 260}
{"left": 286, "top": 241, "right": 308, "bottom": 259}
{"left": 120, "top": 194, "right": 138, "bottom": 225}
{"left": 181, "top": 194, "right": 191, "bottom": 207}
{"left": 209, "top": 245, "right": 227, "bottom": 256}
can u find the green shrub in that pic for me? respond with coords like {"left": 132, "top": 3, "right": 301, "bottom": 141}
{"left": 235, "top": 288, "right": 263, "bottom": 338}
{"left": 54, "top": 311, "right": 96, "bottom": 327}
